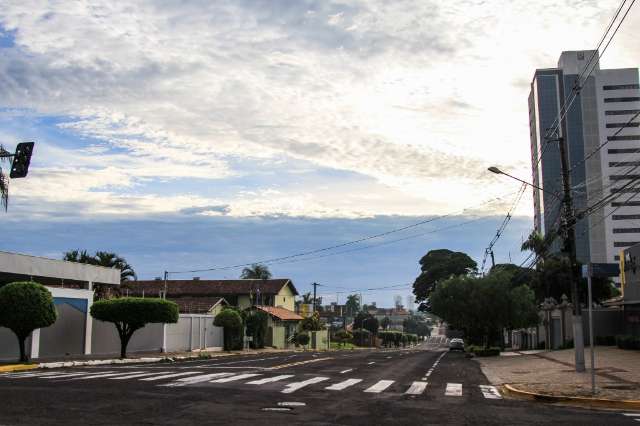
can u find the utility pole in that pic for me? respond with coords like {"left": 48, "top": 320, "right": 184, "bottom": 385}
{"left": 553, "top": 134, "right": 586, "bottom": 373}
{"left": 163, "top": 270, "right": 169, "bottom": 300}
{"left": 490, "top": 250, "right": 495, "bottom": 269}
{"left": 312, "top": 282, "right": 320, "bottom": 313}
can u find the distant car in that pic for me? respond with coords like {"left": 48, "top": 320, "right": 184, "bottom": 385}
{"left": 449, "top": 338, "right": 465, "bottom": 351}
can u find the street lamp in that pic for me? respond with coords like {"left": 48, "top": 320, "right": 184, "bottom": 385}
{"left": 488, "top": 166, "right": 561, "bottom": 200}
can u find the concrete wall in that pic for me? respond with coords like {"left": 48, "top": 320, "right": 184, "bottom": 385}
{"left": 91, "top": 319, "right": 164, "bottom": 356}
{"left": 166, "top": 315, "right": 223, "bottom": 352}
{"left": 39, "top": 303, "right": 86, "bottom": 357}
{"left": 0, "top": 328, "right": 30, "bottom": 361}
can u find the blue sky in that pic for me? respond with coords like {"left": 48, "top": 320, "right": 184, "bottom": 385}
{"left": 0, "top": 1, "right": 638, "bottom": 306}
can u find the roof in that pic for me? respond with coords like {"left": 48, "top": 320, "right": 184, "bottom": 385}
{"left": 129, "top": 279, "right": 298, "bottom": 297}
{"left": 172, "top": 297, "right": 228, "bottom": 314}
{"left": 253, "top": 305, "right": 303, "bottom": 321}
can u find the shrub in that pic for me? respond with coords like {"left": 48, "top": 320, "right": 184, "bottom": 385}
{"left": 352, "top": 328, "right": 371, "bottom": 347}
{"left": 595, "top": 335, "right": 616, "bottom": 346}
{"left": 401, "top": 334, "right": 408, "bottom": 347}
{"left": 468, "top": 346, "right": 501, "bottom": 357}
{"left": 214, "top": 309, "right": 244, "bottom": 351}
{"left": 91, "top": 297, "right": 178, "bottom": 358}
{"left": 334, "top": 329, "right": 353, "bottom": 347}
{"left": 245, "top": 310, "right": 268, "bottom": 349}
{"left": 299, "top": 312, "right": 323, "bottom": 331}
{"left": 406, "top": 334, "right": 418, "bottom": 345}
{"left": 616, "top": 335, "right": 640, "bottom": 350}
{"left": 0, "top": 281, "right": 57, "bottom": 362}
{"left": 296, "top": 332, "right": 310, "bottom": 347}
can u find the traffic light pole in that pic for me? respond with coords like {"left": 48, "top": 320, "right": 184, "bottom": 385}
{"left": 555, "top": 135, "right": 586, "bottom": 373}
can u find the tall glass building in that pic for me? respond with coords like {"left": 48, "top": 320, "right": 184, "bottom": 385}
{"left": 529, "top": 51, "right": 640, "bottom": 270}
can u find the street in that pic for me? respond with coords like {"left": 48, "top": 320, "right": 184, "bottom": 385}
{"left": 0, "top": 344, "right": 636, "bottom": 425}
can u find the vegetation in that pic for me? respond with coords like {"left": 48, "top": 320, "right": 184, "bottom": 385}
{"left": 430, "top": 269, "right": 538, "bottom": 347}
{"left": 402, "top": 315, "right": 431, "bottom": 337}
{"left": 63, "top": 250, "right": 137, "bottom": 299}
{"left": 299, "top": 312, "right": 324, "bottom": 331}
{"left": 296, "top": 332, "right": 310, "bottom": 348}
{"left": 616, "top": 335, "right": 640, "bottom": 350}
{"left": 240, "top": 263, "right": 272, "bottom": 280}
{"left": 214, "top": 308, "right": 244, "bottom": 351}
{"left": 353, "top": 312, "right": 378, "bottom": 336}
{"left": 467, "top": 345, "right": 501, "bottom": 357}
{"left": 345, "top": 294, "right": 360, "bottom": 317}
{"left": 245, "top": 310, "right": 268, "bottom": 349}
{"left": 90, "top": 297, "right": 178, "bottom": 358}
{"left": 380, "top": 316, "right": 390, "bottom": 330}
{"left": 413, "top": 249, "right": 477, "bottom": 311}
{"left": 352, "top": 328, "right": 371, "bottom": 346}
{"left": 379, "top": 330, "right": 404, "bottom": 347}
{"left": 0, "top": 282, "right": 57, "bottom": 362}
{"left": 333, "top": 329, "right": 353, "bottom": 347}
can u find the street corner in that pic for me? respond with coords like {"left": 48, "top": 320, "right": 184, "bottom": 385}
{"left": 0, "top": 363, "right": 39, "bottom": 373}
{"left": 503, "top": 383, "right": 640, "bottom": 410}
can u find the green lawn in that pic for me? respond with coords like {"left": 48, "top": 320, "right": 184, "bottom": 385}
{"left": 330, "top": 342, "right": 358, "bottom": 350}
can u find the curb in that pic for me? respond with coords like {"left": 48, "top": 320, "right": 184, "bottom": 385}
{"left": 0, "top": 364, "right": 39, "bottom": 373}
{"left": 503, "top": 384, "right": 640, "bottom": 410}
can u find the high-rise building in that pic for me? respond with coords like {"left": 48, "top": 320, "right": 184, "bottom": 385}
{"left": 529, "top": 50, "right": 640, "bottom": 270}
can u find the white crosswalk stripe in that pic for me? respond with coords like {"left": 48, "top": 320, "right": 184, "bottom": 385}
{"left": 445, "top": 383, "right": 462, "bottom": 396}
{"left": 209, "top": 373, "right": 262, "bottom": 383}
{"left": 109, "top": 371, "right": 173, "bottom": 380}
{"left": 405, "top": 381, "right": 428, "bottom": 395}
{"left": 281, "top": 377, "right": 329, "bottom": 394}
{"left": 5, "top": 371, "right": 70, "bottom": 378}
{"left": 479, "top": 385, "right": 502, "bottom": 399}
{"left": 42, "top": 371, "right": 116, "bottom": 379}
{"left": 246, "top": 375, "right": 293, "bottom": 385}
{"left": 161, "top": 372, "right": 234, "bottom": 387}
{"left": 325, "top": 378, "right": 362, "bottom": 391}
{"left": 364, "top": 380, "right": 394, "bottom": 393}
{"left": 141, "top": 371, "right": 205, "bottom": 382}
{"left": 71, "top": 371, "right": 144, "bottom": 380}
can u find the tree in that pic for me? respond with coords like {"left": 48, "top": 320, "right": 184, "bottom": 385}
{"left": 240, "top": 263, "right": 272, "bottom": 280}
{"left": 413, "top": 249, "right": 477, "bottom": 311}
{"left": 403, "top": 315, "right": 431, "bottom": 337}
{"left": 214, "top": 308, "right": 244, "bottom": 351}
{"left": 380, "top": 316, "right": 391, "bottom": 330}
{"left": 300, "top": 292, "right": 313, "bottom": 304}
{"left": 0, "top": 282, "right": 57, "bottom": 362}
{"left": 334, "top": 329, "right": 353, "bottom": 347}
{"left": 296, "top": 332, "right": 310, "bottom": 349}
{"left": 90, "top": 297, "right": 178, "bottom": 358}
{"left": 345, "top": 294, "right": 360, "bottom": 317}
{"left": 63, "top": 249, "right": 137, "bottom": 299}
{"left": 521, "top": 231, "right": 547, "bottom": 260}
{"left": 299, "top": 312, "right": 323, "bottom": 331}
{"left": 245, "top": 310, "right": 268, "bottom": 349}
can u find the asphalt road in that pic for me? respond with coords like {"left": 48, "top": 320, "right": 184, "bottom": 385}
{"left": 0, "top": 343, "right": 638, "bottom": 425}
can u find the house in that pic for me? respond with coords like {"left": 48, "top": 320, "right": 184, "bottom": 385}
{"left": 129, "top": 278, "right": 301, "bottom": 348}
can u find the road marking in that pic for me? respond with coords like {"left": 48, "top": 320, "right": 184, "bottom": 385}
{"left": 340, "top": 369, "right": 353, "bottom": 374}
{"left": 278, "top": 402, "right": 306, "bottom": 407}
{"left": 262, "top": 407, "right": 291, "bottom": 412}
{"left": 6, "top": 371, "right": 73, "bottom": 378}
{"left": 70, "top": 371, "right": 144, "bottom": 380}
{"left": 247, "top": 375, "right": 294, "bottom": 385}
{"left": 405, "top": 381, "right": 428, "bottom": 395}
{"left": 479, "top": 385, "right": 502, "bottom": 399}
{"left": 109, "top": 371, "right": 173, "bottom": 380}
{"left": 364, "top": 380, "right": 394, "bottom": 393}
{"left": 622, "top": 413, "right": 640, "bottom": 417}
{"left": 445, "top": 383, "right": 462, "bottom": 396}
{"left": 367, "top": 362, "right": 375, "bottom": 365}
{"left": 160, "top": 372, "right": 233, "bottom": 386}
{"left": 268, "top": 357, "right": 333, "bottom": 370}
{"left": 142, "top": 371, "right": 205, "bottom": 382}
{"left": 325, "top": 379, "right": 362, "bottom": 391}
{"left": 210, "top": 373, "right": 262, "bottom": 383}
{"left": 41, "top": 372, "right": 115, "bottom": 379}
{"left": 281, "top": 377, "right": 329, "bottom": 394}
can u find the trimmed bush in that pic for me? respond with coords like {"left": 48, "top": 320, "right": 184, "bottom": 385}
{"left": 0, "top": 281, "right": 57, "bottom": 362}
{"left": 352, "top": 328, "right": 371, "bottom": 347}
{"left": 616, "top": 335, "right": 640, "bottom": 350}
{"left": 468, "top": 346, "right": 501, "bottom": 357}
{"left": 214, "top": 308, "right": 244, "bottom": 351}
{"left": 91, "top": 297, "right": 178, "bottom": 358}
{"left": 245, "top": 310, "right": 268, "bottom": 349}
{"left": 296, "top": 332, "right": 310, "bottom": 347}
{"left": 595, "top": 335, "right": 616, "bottom": 346}
{"left": 334, "top": 329, "right": 353, "bottom": 347}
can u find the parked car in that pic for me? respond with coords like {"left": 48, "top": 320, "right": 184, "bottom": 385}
{"left": 449, "top": 338, "right": 465, "bottom": 351}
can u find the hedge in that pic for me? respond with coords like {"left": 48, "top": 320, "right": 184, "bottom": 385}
{"left": 352, "top": 328, "right": 371, "bottom": 347}
{"left": 467, "top": 345, "right": 501, "bottom": 357}
{"left": 616, "top": 335, "right": 640, "bottom": 350}
{"left": 214, "top": 309, "right": 244, "bottom": 351}
{"left": 296, "top": 333, "right": 310, "bottom": 347}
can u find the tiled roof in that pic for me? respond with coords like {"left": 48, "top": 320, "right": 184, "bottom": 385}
{"left": 128, "top": 279, "right": 297, "bottom": 297}
{"left": 254, "top": 305, "right": 303, "bottom": 321}
{"left": 171, "top": 297, "right": 227, "bottom": 314}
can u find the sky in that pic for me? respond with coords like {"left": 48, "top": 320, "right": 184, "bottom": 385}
{"left": 0, "top": 0, "right": 638, "bottom": 307}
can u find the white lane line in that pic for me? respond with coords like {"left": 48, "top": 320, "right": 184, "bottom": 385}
{"left": 278, "top": 402, "right": 306, "bottom": 407}
{"left": 161, "top": 372, "right": 234, "bottom": 386}
{"left": 325, "top": 379, "right": 363, "bottom": 391}
{"left": 367, "top": 362, "right": 375, "bottom": 365}
{"left": 5, "top": 371, "right": 74, "bottom": 378}
{"left": 622, "top": 413, "right": 640, "bottom": 417}
{"left": 109, "top": 371, "right": 173, "bottom": 380}
{"left": 445, "top": 383, "right": 462, "bottom": 396}
{"left": 42, "top": 371, "right": 115, "bottom": 379}
{"left": 405, "top": 381, "right": 428, "bottom": 395}
{"left": 70, "top": 371, "right": 145, "bottom": 380}
{"left": 209, "top": 373, "right": 262, "bottom": 383}
{"left": 479, "top": 385, "right": 502, "bottom": 399}
{"left": 281, "top": 377, "right": 329, "bottom": 394}
{"left": 364, "top": 380, "right": 394, "bottom": 393}
{"left": 340, "top": 369, "right": 353, "bottom": 374}
{"left": 142, "top": 371, "right": 205, "bottom": 382}
{"left": 247, "top": 375, "right": 294, "bottom": 385}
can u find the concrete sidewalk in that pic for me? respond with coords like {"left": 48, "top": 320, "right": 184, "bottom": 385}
{"left": 476, "top": 346, "right": 640, "bottom": 401}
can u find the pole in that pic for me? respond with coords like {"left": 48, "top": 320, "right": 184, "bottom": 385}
{"left": 163, "top": 270, "right": 168, "bottom": 300}
{"left": 555, "top": 135, "right": 585, "bottom": 372}
{"left": 490, "top": 250, "right": 496, "bottom": 268}
{"left": 312, "top": 282, "right": 319, "bottom": 313}
{"left": 587, "top": 266, "right": 595, "bottom": 395}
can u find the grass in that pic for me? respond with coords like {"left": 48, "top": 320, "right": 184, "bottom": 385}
{"left": 330, "top": 342, "right": 357, "bottom": 350}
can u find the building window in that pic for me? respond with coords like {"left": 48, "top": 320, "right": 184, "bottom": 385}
{"left": 614, "top": 241, "right": 640, "bottom": 247}
{"left": 613, "top": 214, "right": 640, "bottom": 220}
{"left": 613, "top": 228, "right": 640, "bottom": 234}
{"left": 609, "top": 161, "right": 640, "bottom": 167}
{"left": 606, "top": 122, "right": 640, "bottom": 128}
{"left": 606, "top": 110, "right": 640, "bottom": 116}
{"left": 611, "top": 175, "right": 640, "bottom": 180}
{"left": 605, "top": 97, "right": 640, "bottom": 103}
{"left": 603, "top": 84, "right": 640, "bottom": 90}
{"left": 613, "top": 201, "right": 640, "bottom": 207}
{"left": 607, "top": 135, "right": 640, "bottom": 141}
{"left": 609, "top": 148, "right": 640, "bottom": 154}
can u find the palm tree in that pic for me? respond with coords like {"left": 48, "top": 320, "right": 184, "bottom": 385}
{"left": 63, "top": 250, "right": 137, "bottom": 299}
{"left": 521, "top": 231, "right": 547, "bottom": 261}
{"left": 345, "top": 294, "right": 360, "bottom": 317}
{"left": 240, "top": 263, "right": 272, "bottom": 280}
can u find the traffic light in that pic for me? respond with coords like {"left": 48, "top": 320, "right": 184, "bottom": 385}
{"left": 10, "top": 142, "right": 34, "bottom": 178}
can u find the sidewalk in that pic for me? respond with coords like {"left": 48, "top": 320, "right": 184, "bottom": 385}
{"left": 476, "top": 346, "right": 640, "bottom": 401}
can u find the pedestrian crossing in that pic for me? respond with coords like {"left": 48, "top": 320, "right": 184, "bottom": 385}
{"left": 0, "top": 369, "right": 502, "bottom": 399}
{"left": 621, "top": 412, "right": 640, "bottom": 422}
